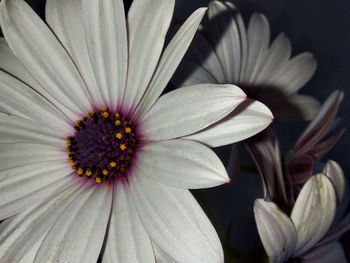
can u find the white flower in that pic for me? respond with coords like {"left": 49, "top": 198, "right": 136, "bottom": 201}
{"left": 0, "top": 0, "right": 273, "bottom": 262}
{"left": 254, "top": 161, "right": 349, "bottom": 263}
{"left": 173, "top": 0, "right": 319, "bottom": 120}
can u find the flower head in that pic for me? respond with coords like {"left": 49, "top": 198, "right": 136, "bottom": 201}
{"left": 173, "top": 0, "right": 319, "bottom": 120}
{"left": 0, "top": 0, "right": 273, "bottom": 262}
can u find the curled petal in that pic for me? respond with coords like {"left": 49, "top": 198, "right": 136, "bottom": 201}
{"left": 254, "top": 199, "right": 297, "bottom": 262}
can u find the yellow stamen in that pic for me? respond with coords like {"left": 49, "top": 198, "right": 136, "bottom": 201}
{"left": 109, "top": 161, "right": 117, "bottom": 168}
{"left": 102, "top": 169, "right": 109, "bottom": 176}
{"left": 68, "top": 156, "right": 73, "bottom": 163}
{"left": 77, "top": 168, "right": 84, "bottom": 176}
{"left": 86, "top": 169, "right": 92, "bottom": 177}
{"left": 101, "top": 111, "right": 109, "bottom": 118}
{"left": 114, "top": 120, "right": 121, "bottom": 126}
{"left": 114, "top": 113, "right": 121, "bottom": 119}
{"left": 115, "top": 132, "right": 123, "bottom": 140}
{"left": 76, "top": 120, "right": 82, "bottom": 126}
{"left": 120, "top": 144, "right": 127, "bottom": 151}
{"left": 125, "top": 127, "right": 132, "bottom": 134}
{"left": 95, "top": 177, "right": 102, "bottom": 184}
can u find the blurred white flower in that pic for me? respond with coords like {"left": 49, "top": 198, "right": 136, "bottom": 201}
{"left": 254, "top": 160, "right": 349, "bottom": 263}
{"left": 173, "top": 0, "right": 319, "bottom": 120}
{"left": 0, "top": 0, "right": 274, "bottom": 262}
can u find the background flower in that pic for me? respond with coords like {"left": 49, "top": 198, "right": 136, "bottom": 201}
{"left": 173, "top": 0, "right": 319, "bottom": 121}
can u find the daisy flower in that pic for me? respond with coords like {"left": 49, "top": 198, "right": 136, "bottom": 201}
{"left": 0, "top": 0, "right": 273, "bottom": 262}
{"left": 173, "top": 0, "right": 319, "bottom": 120}
{"left": 254, "top": 160, "right": 349, "bottom": 263}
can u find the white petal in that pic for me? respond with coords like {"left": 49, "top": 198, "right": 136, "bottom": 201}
{"left": 185, "top": 99, "right": 273, "bottom": 147}
{"left": 0, "top": 142, "right": 65, "bottom": 171}
{"left": 300, "top": 242, "right": 347, "bottom": 263}
{"left": 172, "top": 60, "right": 218, "bottom": 87}
{"left": 140, "top": 84, "right": 246, "bottom": 141}
{"left": 123, "top": 0, "right": 175, "bottom": 111}
{"left": 254, "top": 33, "right": 291, "bottom": 84}
{"left": 323, "top": 160, "right": 347, "bottom": 203}
{"left": 0, "top": 70, "right": 73, "bottom": 134}
{"left": 35, "top": 184, "right": 112, "bottom": 263}
{"left": 136, "top": 139, "right": 229, "bottom": 189}
{"left": 0, "top": 181, "right": 83, "bottom": 263}
{"left": 152, "top": 242, "right": 177, "bottom": 263}
{"left": 0, "top": 113, "right": 64, "bottom": 146}
{"left": 81, "top": 0, "right": 128, "bottom": 109}
{"left": 130, "top": 175, "right": 224, "bottom": 263}
{"left": 46, "top": 0, "right": 104, "bottom": 108}
{"left": 102, "top": 181, "right": 155, "bottom": 263}
{"left": 0, "top": 0, "right": 92, "bottom": 119}
{"left": 0, "top": 38, "right": 42, "bottom": 90}
{"left": 208, "top": 1, "right": 242, "bottom": 82}
{"left": 245, "top": 13, "right": 270, "bottom": 82}
{"left": 268, "top": 53, "right": 317, "bottom": 95}
{"left": 254, "top": 199, "right": 297, "bottom": 262}
{"left": 291, "top": 174, "right": 337, "bottom": 256}
{"left": 134, "top": 8, "right": 207, "bottom": 116}
{"left": 0, "top": 161, "right": 71, "bottom": 220}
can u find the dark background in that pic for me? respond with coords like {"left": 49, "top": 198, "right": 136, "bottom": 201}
{"left": 5, "top": 0, "right": 350, "bottom": 262}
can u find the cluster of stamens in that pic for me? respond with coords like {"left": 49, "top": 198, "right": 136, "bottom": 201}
{"left": 66, "top": 108, "right": 138, "bottom": 184}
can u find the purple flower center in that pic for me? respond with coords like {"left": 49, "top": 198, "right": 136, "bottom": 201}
{"left": 66, "top": 109, "right": 139, "bottom": 184}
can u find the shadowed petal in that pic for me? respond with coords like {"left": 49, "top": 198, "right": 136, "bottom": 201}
{"left": 300, "top": 242, "right": 347, "bottom": 263}
{"left": 208, "top": 1, "right": 243, "bottom": 82}
{"left": 245, "top": 13, "right": 270, "bottom": 82}
{"left": 171, "top": 60, "right": 217, "bottom": 87}
{"left": 268, "top": 53, "right": 317, "bottom": 95}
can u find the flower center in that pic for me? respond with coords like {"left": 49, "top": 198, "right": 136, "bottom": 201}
{"left": 66, "top": 108, "right": 139, "bottom": 184}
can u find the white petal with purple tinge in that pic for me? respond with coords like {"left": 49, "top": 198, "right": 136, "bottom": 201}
{"left": 254, "top": 199, "right": 297, "bottom": 262}
{"left": 34, "top": 184, "right": 112, "bottom": 263}
{"left": 185, "top": 99, "right": 273, "bottom": 147}
{"left": 136, "top": 139, "right": 229, "bottom": 189}
{"left": 130, "top": 175, "right": 224, "bottom": 263}
{"left": 141, "top": 84, "right": 246, "bottom": 141}
{"left": 102, "top": 182, "right": 155, "bottom": 263}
